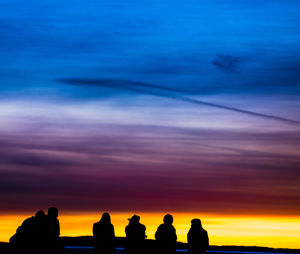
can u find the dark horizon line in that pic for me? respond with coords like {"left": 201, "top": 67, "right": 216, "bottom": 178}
{"left": 1, "top": 236, "right": 300, "bottom": 252}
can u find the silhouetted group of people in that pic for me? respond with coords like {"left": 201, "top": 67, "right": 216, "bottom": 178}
{"left": 93, "top": 213, "right": 209, "bottom": 254}
{"left": 10, "top": 209, "right": 209, "bottom": 254}
{"left": 10, "top": 207, "right": 60, "bottom": 250}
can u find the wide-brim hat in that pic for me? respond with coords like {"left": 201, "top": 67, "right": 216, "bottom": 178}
{"left": 128, "top": 214, "right": 140, "bottom": 222}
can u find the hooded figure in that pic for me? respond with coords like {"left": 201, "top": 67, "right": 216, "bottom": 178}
{"left": 155, "top": 214, "right": 177, "bottom": 254}
{"left": 125, "top": 215, "right": 146, "bottom": 254}
{"left": 187, "top": 219, "right": 209, "bottom": 254}
{"left": 93, "top": 212, "right": 115, "bottom": 254}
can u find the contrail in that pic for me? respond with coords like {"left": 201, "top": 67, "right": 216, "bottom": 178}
{"left": 56, "top": 78, "right": 300, "bottom": 125}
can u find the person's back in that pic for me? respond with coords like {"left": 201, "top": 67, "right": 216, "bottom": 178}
{"left": 155, "top": 214, "right": 177, "bottom": 254}
{"left": 187, "top": 219, "right": 209, "bottom": 254}
{"left": 125, "top": 215, "right": 146, "bottom": 254}
{"left": 43, "top": 207, "right": 60, "bottom": 249}
{"left": 93, "top": 212, "right": 115, "bottom": 254}
{"left": 11, "top": 216, "right": 35, "bottom": 248}
{"left": 9, "top": 210, "right": 45, "bottom": 248}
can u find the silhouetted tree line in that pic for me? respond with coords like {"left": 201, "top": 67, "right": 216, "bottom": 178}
{"left": 10, "top": 209, "right": 209, "bottom": 254}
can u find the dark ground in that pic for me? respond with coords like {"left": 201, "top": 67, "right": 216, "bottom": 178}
{"left": 1, "top": 237, "right": 299, "bottom": 254}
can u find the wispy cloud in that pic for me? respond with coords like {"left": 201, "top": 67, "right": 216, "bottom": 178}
{"left": 0, "top": 104, "right": 299, "bottom": 215}
{"left": 57, "top": 78, "right": 300, "bottom": 125}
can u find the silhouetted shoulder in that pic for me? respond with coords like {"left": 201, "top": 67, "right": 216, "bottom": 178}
{"left": 155, "top": 224, "right": 163, "bottom": 239}
{"left": 140, "top": 224, "right": 146, "bottom": 231}
{"left": 203, "top": 229, "right": 209, "bottom": 247}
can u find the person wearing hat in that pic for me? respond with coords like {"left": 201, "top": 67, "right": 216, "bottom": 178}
{"left": 187, "top": 219, "right": 209, "bottom": 254}
{"left": 125, "top": 215, "right": 146, "bottom": 254}
{"left": 155, "top": 214, "right": 177, "bottom": 254}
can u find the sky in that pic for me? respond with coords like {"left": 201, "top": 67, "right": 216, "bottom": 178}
{"left": 0, "top": 0, "right": 300, "bottom": 248}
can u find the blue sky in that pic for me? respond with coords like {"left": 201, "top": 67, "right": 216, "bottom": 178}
{"left": 1, "top": 0, "right": 300, "bottom": 98}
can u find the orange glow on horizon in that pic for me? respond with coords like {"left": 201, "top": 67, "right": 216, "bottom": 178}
{"left": 1, "top": 212, "right": 300, "bottom": 249}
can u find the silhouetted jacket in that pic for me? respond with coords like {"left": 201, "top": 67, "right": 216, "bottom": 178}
{"left": 9, "top": 216, "right": 34, "bottom": 248}
{"left": 9, "top": 215, "right": 45, "bottom": 248}
{"left": 155, "top": 224, "right": 177, "bottom": 254}
{"left": 125, "top": 222, "right": 146, "bottom": 254}
{"left": 187, "top": 227, "right": 209, "bottom": 254}
{"left": 93, "top": 221, "right": 115, "bottom": 253}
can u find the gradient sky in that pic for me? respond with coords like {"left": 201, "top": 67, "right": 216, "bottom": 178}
{"left": 0, "top": 0, "right": 300, "bottom": 248}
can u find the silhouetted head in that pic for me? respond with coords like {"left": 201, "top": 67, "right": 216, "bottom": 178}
{"left": 35, "top": 210, "right": 45, "bottom": 217}
{"left": 100, "top": 212, "right": 111, "bottom": 223}
{"left": 128, "top": 214, "right": 140, "bottom": 224}
{"left": 163, "top": 214, "right": 173, "bottom": 225}
{"left": 48, "top": 207, "right": 58, "bottom": 218}
{"left": 191, "top": 218, "right": 202, "bottom": 228}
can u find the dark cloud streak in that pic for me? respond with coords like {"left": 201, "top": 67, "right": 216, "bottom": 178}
{"left": 57, "top": 78, "right": 300, "bottom": 125}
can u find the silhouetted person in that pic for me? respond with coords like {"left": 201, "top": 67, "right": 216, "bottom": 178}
{"left": 43, "top": 207, "right": 60, "bottom": 249}
{"left": 187, "top": 219, "right": 209, "bottom": 254}
{"left": 93, "top": 212, "right": 115, "bottom": 254}
{"left": 9, "top": 210, "right": 45, "bottom": 248}
{"left": 155, "top": 214, "right": 177, "bottom": 254}
{"left": 33, "top": 210, "right": 47, "bottom": 248}
{"left": 125, "top": 215, "right": 146, "bottom": 254}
